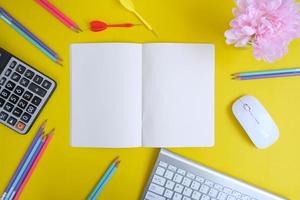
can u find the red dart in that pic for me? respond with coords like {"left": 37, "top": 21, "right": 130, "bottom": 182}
{"left": 90, "top": 20, "right": 140, "bottom": 32}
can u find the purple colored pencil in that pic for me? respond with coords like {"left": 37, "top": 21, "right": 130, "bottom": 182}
{"left": 0, "top": 7, "right": 58, "bottom": 58}
{"left": 9, "top": 138, "right": 45, "bottom": 200}
{"left": 236, "top": 72, "right": 300, "bottom": 80}
{"left": 0, "top": 121, "right": 46, "bottom": 200}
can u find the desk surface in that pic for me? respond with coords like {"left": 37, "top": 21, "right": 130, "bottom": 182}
{"left": 0, "top": 0, "right": 300, "bottom": 199}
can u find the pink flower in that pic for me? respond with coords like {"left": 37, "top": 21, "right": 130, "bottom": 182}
{"left": 225, "top": 0, "right": 300, "bottom": 62}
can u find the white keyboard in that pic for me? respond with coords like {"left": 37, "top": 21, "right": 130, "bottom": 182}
{"left": 141, "top": 149, "right": 286, "bottom": 200}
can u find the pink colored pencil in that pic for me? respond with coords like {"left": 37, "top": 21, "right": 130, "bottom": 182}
{"left": 35, "top": 0, "right": 82, "bottom": 32}
{"left": 13, "top": 130, "right": 55, "bottom": 200}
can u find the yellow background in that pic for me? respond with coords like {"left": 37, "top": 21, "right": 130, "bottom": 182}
{"left": 0, "top": 0, "right": 300, "bottom": 199}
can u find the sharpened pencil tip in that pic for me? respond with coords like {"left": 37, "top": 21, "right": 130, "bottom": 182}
{"left": 40, "top": 120, "right": 48, "bottom": 130}
{"left": 115, "top": 160, "right": 121, "bottom": 167}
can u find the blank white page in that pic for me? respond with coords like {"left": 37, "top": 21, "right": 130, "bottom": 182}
{"left": 142, "top": 43, "right": 215, "bottom": 147}
{"left": 71, "top": 43, "right": 142, "bottom": 148}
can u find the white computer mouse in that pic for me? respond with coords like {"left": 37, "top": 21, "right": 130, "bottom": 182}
{"left": 232, "top": 95, "right": 279, "bottom": 149}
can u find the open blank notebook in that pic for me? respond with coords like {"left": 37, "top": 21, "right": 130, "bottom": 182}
{"left": 71, "top": 43, "right": 214, "bottom": 148}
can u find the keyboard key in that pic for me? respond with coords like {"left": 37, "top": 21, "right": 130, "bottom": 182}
{"left": 173, "top": 174, "right": 183, "bottom": 183}
{"left": 158, "top": 161, "right": 168, "bottom": 168}
{"left": 26, "top": 104, "right": 36, "bottom": 114}
{"left": 28, "top": 82, "right": 47, "bottom": 97}
{"left": 204, "top": 180, "right": 214, "bottom": 187}
{"left": 191, "top": 181, "right": 200, "bottom": 190}
{"left": 24, "top": 69, "right": 35, "bottom": 79}
{"left": 208, "top": 189, "right": 218, "bottom": 198}
{"left": 199, "top": 185, "right": 209, "bottom": 194}
{"left": 164, "top": 189, "right": 173, "bottom": 199}
{"left": 4, "top": 102, "right": 14, "bottom": 112}
{"left": 11, "top": 72, "right": 21, "bottom": 82}
{"left": 7, "top": 116, "right": 17, "bottom": 126}
{"left": 16, "top": 121, "right": 26, "bottom": 131}
{"left": 16, "top": 64, "right": 26, "bottom": 74}
{"left": 223, "top": 188, "right": 232, "bottom": 195}
{"left": 0, "top": 98, "right": 5, "bottom": 108}
{"left": 0, "top": 77, "right": 6, "bottom": 85}
{"left": 18, "top": 99, "right": 28, "bottom": 109}
{"left": 20, "top": 78, "right": 30, "bottom": 87}
{"left": 183, "top": 197, "right": 191, "bottom": 200}
{"left": 32, "top": 96, "right": 42, "bottom": 106}
{"left": 241, "top": 195, "right": 250, "bottom": 200}
{"left": 145, "top": 191, "right": 166, "bottom": 200}
{"left": 173, "top": 193, "right": 182, "bottom": 200}
{"left": 191, "top": 191, "right": 201, "bottom": 200}
{"left": 227, "top": 196, "right": 236, "bottom": 200}
{"left": 33, "top": 75, "right": 43, "bottom": 84}
{"left": 165, "top": 180, "right": 175, "bottom": 190}
{"left": 23, "top": 91, "right": 33, "bottom": 101}
{"left": 200, "top": 194, "right": 210, "bottom": 200}
{"left": 182, "top": 177, "right": 192, "bottom": 187}
{"left": 0, "top": 89, "right": 11, "bottom": 99}
{"left": 232, "top": 191, "right": 241, "bottom": 198}
{"left": 5, "top": 69, "right": 12, "bottom": 76}
{"left": 164, "top": 170, "right": 174, "bottom": 180}
{"left": 186, "top": 173, "right": 195, "bottom": 179}
{"left": 168, "top": 165, "right": 177, "bottom": 172}
{"left": 0, "top": 111, "right": 9, "bottom": 121}
{"left": 42, "top": 80, "right": 52, "bottom": 89}
{"left": 21, "top": 112, "right": 31, "bottom": 123}
{"left": 10, "top": 61, "right": 17, "bottom": 68}
{"left": 195, "top": 176, "right": 205, "bottom": 183}
{"left": 152, "top": 175, "right": 166, "bottom": 186}
{"left": 156, "top": 167, "right": 165, "bottom": 176}
{"left": 213, "top": 184, "right": 223, "bottom": 191}
{"left": 174, "top": 184, "right": 184, "bottom": 193}
{"left": 5, "top": 81, "right": 16, "bottom": 91}
{"left": 183, "top": 187, "right": 193, "bottom": 197}
{"left": 12, "top": 107, "right": 23, "bottom": 117}
{"left": 14, "top": 86, "right": 25, "bottom": 96}
{"left": 149, "top": 183, "right": 165, "bottom": 195}
{"left": 9, "top": 94, "right": 19, "bottom": 104}
{"left": 217, "top": 192, "right": 227, "bottom": 200}
{"left": 177, "top": 169, "right": 186, "bottom": 176}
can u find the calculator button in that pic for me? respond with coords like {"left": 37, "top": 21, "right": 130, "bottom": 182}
{"left": 4, "top": 69, "right": 12, "bottom": 77}
{"left": 42, "top": 80, "right": 52, "bottom": 89}
{"left": 24, "top": 69, "right": 35, "bottom": 79}
{"left": 4, "top": 102, "right": 14, "bottom": 112}
{"left": 5, "top": 81, "right": 16, "bottom": 91}
{"left": 7, "top": 116, "right": 17, "bottom": 126}
{"left": 9, "top": 94, "right": 19, "bottom": 104}
{"left": 32, "top": 96, "right": 42, "bottom": 106}
{"left": 0, "top": 98, "right": 5, "bottom": 108}
{"left": 12, "top": 107, "right": 23, "bottom": 117}
{"left": 18, "top": 99, "right": 28, "bottom": 109}
{"left": 14, "top": 86, "right": 25, "bottom": 96}
{"left": 20, "top": 78, "right": 30, "bottom": 87}
{"left": 16, "top": 64, "right": 26, "bottom": 74}
{"left": 0, "top": 89, "right": 11, "bottom": 99}
{"left": 11, "top": 72, "right": 21, "bottom": 82}
{"left": 16, "top": 121, "right": 26, "bottom": 131}
{"left": 23, "top": 91, "right": 33, "bottom": 101}
{"left": 26, "top": 104, "right": 36, "bottom": 114}
{"left": 0, "top": 77, "right": 6, "bottom": 86}
{"left": 10, "top": 61, "right": 17, "bottom": 68}
{"left": 21, "top": 113, "right": 31, "bottom": 123}
{"left": 33, "top": 75, "right": 43, "bottom": 84}
{"left": 28, "top": 83, "right": 47, "bottom": 97}
{"left": 0, "top": 111, "right": 9, "bottom": 121}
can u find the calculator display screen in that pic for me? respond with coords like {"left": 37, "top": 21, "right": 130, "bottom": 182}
{"left": 0, "top": 49, "right": 11, "bottom": 75}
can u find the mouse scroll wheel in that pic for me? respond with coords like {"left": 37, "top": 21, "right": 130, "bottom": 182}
{"left": 243, "top": 104, "right": 251, "bottom": 111}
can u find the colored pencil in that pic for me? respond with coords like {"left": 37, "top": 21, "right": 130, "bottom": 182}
{"left": 13, "top": 129, "right": 55, "bottom": 200}
{"left": 35, "top": 0, "right": 82, "bottom": 32}
{"left": 232, "top": 67, "right": 300, "bottom": 77}
{"left": 0, "top": 8, "right": 62, "bottom": 65}
{"left": 233, "top": 72, "right": 300, "bottom": 80}
{"left": 87, "top": 157, "right": 121, "bottom": 200}
{"left": 0, "top": 121, "right": 46, "bottom": 200}
{"left": 4, "top": 135, "right": 44, "bottom": 200}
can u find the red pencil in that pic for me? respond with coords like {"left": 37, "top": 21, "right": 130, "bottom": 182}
{"left": 13, "top": 129, "right": 55, "bottom": 200}
{"left": 35, "top": 0, "right": 82, "bottom": 32}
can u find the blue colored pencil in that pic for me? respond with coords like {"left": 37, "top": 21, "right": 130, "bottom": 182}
{"left": 0, "top": 8, "right": 62, "bottom": 65}
{"left": 0, "top": 121, "right": 47, "bottom": 200}
{"left": 234, "top": 71, "right": 300, "bottom": 80}
{"left": 4, "top": 137, "right": 44, "bottom": 200}
{"left": 8, "top": 137, "right": 46, "bottom": 200}
{"left": 233, "top": 67, "right": 300, "bottom": 77}
{"left": 87, "top": 157, "right": 120, "bottom": 200}
{"left": 0, "top": 7, "right": 58, "bottom": 59}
